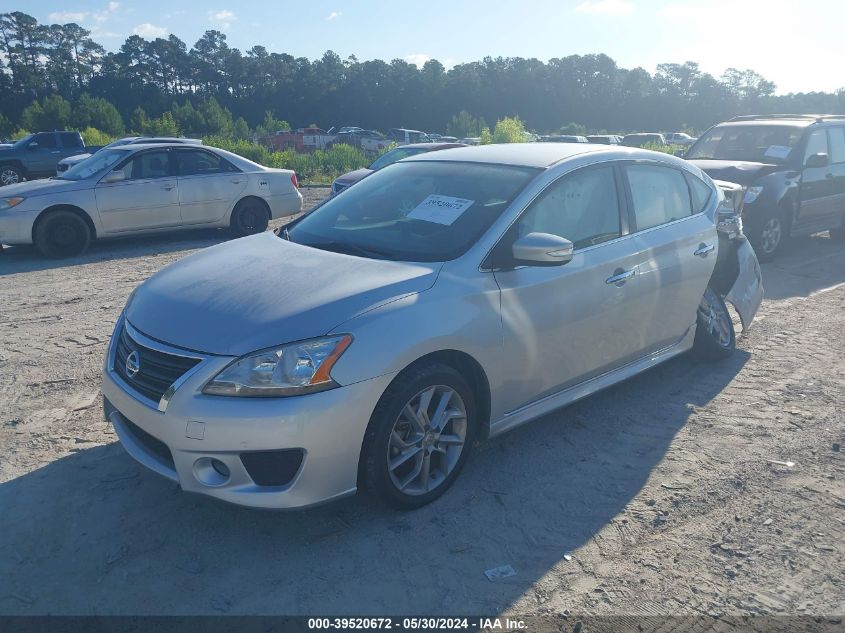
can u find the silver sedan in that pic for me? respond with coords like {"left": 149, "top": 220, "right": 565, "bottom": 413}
{"left": 102, "top": 143, "right": 763, "bottom": 510}
{"left": 0, "top": 143, "right": 302, "bottom": 258}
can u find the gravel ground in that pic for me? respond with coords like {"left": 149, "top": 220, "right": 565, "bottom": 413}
{"left": 0, "top": 187, "right": 843, "bottom": 618}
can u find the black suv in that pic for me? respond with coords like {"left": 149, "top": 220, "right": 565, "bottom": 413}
{"left": 685, "top": 114, "right": 845, "bottom": 260}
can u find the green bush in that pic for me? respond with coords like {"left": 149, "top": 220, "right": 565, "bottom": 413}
{"left": 80, "top": 127, "right": 116, "bottom": 147}
{"left": 642, "top": 142, "right": 686, "bottom": 155}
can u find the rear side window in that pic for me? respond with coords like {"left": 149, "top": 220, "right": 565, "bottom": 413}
{"left": 828, "top": 128, "right": 845, "bottom": 164}
{"left": 626, "top": 165, "right": 692, "bottom": 231}
{"left": 517, "top": 166, "right": 621, "bottom": 249}
{"left": 175, "top": 149, "right": 238, "bottom": 176}
{"left": 684, "top": 173, "right": 712, "bottom": 213}
{"left": 59, "top": 132, "right": 83, "bottom": 148}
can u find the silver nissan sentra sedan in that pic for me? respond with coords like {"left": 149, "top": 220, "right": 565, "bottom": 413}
{"left": 102, "top": 143, "right": 763, "bottom": 510}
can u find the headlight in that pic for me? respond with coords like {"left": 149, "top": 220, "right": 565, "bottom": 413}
{"left": 743, "top": 186, "right": 763, "bottom": 204}
{"left": 203, "top": 335, "right": 353, "bottom": 397}
{"left": 0, "top": 197, "right": 25, "bottom": 210}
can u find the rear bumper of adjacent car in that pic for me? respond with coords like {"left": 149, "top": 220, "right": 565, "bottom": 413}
{"left": 102, "top": 315, "right": 394, "bottom": 509}
{"left": 265, "top": 190, "right": 303, "bottom": 220}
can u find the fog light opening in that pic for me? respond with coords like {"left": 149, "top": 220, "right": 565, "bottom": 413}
{"left": 193, "top": 457, "right": 231, "bottom": 487}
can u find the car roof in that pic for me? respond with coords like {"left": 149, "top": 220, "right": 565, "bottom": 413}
{"left": 715, "top": 119, "right": 814, "bottom": 128}
{"left": 111, "top": 142, "right": 213, "bottom": 151}
{"left": 408, "top": 142, "right": 620, "bottom": 168}
{"left": 398, "top": 142, "right": 467, "bottom": 150}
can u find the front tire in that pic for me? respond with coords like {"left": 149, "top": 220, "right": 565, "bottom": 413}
{"left": 747, "top": 211, "right": 788, "bottom": 262}
{"left": 692, "top": 286, "right": 736, "bottom": 362}
{"left": 34, "top": 210, "right": 92, "bottom": 259}
{"left": 360, "top": 362, "right": 477, "bottom": 510}
{"left": 0, "top": 164, "right": 23, "bottom": 186}
{"left": 229, "top": 198, "right": 270, "bottom": 237}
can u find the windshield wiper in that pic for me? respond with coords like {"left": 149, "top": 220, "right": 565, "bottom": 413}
{"left": 307, "top": 240, "right": 394, "bottom": 260}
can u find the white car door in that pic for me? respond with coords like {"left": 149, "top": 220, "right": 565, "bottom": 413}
{"left": 493, "top": 164, "right": 651, "bottom": 411}
{"left": 621, "top": 163, "right": 717, "bottom": 354}
{"left": 95, "top": 149, "right": 181, "bottom": 232}
{"left": 174, "top": 148, "right": 247, "bottom": 225}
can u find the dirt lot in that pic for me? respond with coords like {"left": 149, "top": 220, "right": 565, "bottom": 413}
{"left": 1, "top": 187, "right": 843, "bottom": 618}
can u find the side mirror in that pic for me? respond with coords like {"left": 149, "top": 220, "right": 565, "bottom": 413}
{"left": 101, "top": 170, "right": 126, "bottom": 184}
{"left": 805, "top": 152, "right": 828, "bottom": 168}
{"left": 512, "top": 232, "right": 574, "bottom": 266}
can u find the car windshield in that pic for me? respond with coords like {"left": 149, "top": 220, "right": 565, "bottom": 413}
{"left": 59, "top": 148, "right": 130, "bottom": 180}
{"left": 287, "top": 160, "right": 539, "bottom": 262}
{"left": 685, "top": 125, "right": 804, "bottom": 163}
{"left": 368, "top": 147, "right": 429, "bottom": 171}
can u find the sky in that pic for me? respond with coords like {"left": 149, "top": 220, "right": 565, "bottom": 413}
{"left": 8, "top": 0, "right": 844, "bottom": 95}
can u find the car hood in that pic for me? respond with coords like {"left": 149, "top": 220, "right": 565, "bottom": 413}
{"left": 125, "top": 232, "right": 441, "bottom": 356}
{"left": 0, "top": 178, "right": 92, "bottom": 197}
{"left": 334, "top": 168, "right": 373, "bottom": 185}
{"left": 688, "top": 160, "right": 782, "bottom": 186}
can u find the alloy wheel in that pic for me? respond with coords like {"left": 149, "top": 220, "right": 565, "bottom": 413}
{"left": 698, "top": 290, "right": 733, "bottom": 348}
{"left": 1, "top": 168, "right": 20, "bottom": 186}
{"left": 386, "top": 385, "right": 467, "bottom": 496}
{"left": 760, "top": 217, "right": 782, "bottom": 254}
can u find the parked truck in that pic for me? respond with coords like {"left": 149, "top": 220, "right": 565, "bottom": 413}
{"left": 0, "top": 131, "right": 86, "bottom": 186}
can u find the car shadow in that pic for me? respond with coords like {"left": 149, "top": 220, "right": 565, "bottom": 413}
{"left": 0, "top": 349, "right": 748, "bottom": 615}
{"left": 758, "top": 232, "right": 845, "bottom": 301}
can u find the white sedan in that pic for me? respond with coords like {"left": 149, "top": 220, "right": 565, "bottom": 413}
{"left": 0, "top": 143, "right": 303, "bottom": 258}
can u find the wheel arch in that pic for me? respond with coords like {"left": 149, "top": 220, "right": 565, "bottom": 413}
{"left": 32, "top": 204, "right": 97, "bottom": 243}
{"left": 0, "top": 160, "right": 27, "bottom": 178}
{"left": 231, "top": 195, "right": 271, "bottom": 221}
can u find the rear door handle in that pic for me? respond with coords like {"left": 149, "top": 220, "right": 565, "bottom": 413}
{"left": 694, "top": 243, "right": 715, "bottom": 257}
{"left": 161, "top": 185, "right": 175, "bottom": 191}
{"left": 606, "top": 268, "right": 636, "bottom": 286}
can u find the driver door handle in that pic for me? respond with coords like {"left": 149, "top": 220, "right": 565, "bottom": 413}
{"left": 694, "top": 243, "right": 715, "bottom": 257}
{"left": 161, "top": 184, "right": 175, "bottom": 191}
{"left": 606, "top": 268, "right": 636, "bottom": 286}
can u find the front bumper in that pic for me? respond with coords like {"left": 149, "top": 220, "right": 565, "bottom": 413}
{"left": 725, "top": 239, "right": 764, "bottom": 332}
{"left": 102, "top": 317, "right": 395, "bottom": 509}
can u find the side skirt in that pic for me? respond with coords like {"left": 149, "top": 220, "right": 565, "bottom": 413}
{"left": 488, "top": 326, "right": 696, "bottom": 438}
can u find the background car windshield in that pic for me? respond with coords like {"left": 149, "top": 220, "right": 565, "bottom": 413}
{"left": 289, "top": 161, "right": 538, "bottom": 262}
{"left": 368, "top": 147, "right": 429, "bottom": 171}
{"left": 60, "top": 149, "right": 129, "bottom": 180}
{"left": 686, "top": 125, "right": 804, "bottom": 163}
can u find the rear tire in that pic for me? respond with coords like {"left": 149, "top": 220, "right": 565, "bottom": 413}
{"left": 360, "top": 362, "right": 477, "bottom": 510}
{"left": 0, "top": 164, "right": 23, "bottom": 186}
{"left": 34, "top": 209, "right": 92, "bottom": 259}
{"left": 692, "top": 286, "right": 736, "bottom": 362}
{"left": 229, "top": 198, "right": 270, "bottom": 237}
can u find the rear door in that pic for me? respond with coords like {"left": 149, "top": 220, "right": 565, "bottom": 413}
{"left": 174, "top": 148, "right": 246, "bottom": 225}
{"left": 493, "top": 163, "right": 648, "bottom": 411}
{"left": 95, "top": 149, "right": 181, "bottom": 232}
{"left": 621, "top": 163, "right": 716, "bottom": 353}
{"left": 823, "top": 127, "right": 845, "bottom": 225}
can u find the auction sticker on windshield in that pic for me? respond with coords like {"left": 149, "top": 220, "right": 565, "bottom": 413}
{"left": 406, "top": 195, "right": 474, "bottom": 225}
{"left": 764, "top": 145, "right": 792, "bottom": 160}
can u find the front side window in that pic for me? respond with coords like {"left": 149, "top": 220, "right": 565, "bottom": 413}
{"left": 175, "top": 149, "right": 237, "bottom": 176}
{"left": 32, "top": 133, "right": 57, "bottom": 149}
{"left": 117, "top": 150, "right": 172, "bottom": 180}
{"left": 828, "top": 128, "right": 845, "bottom": 164}
{"left": 627, "top": 165, "right": 692, "bottom": 231}
{"left": 62, "top": 149, "right": 129, "bottom": 181}
{"left": 803, "top": 129, "right": 828, "bottom": 164}
{"left": 516, "top": 166, "right": 621, "bottom": 249}
{"left": 288, "top": 160, "right": 538, "bottom": 262}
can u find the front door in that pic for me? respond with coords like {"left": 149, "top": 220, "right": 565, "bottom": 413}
{"left": 95, "top": 149, "right": 181, "bottom": 232}
{"left": 492, "top": 164, "right": 647, "bottom": 413}
{"left": 26, "top": 133, "right": 60, "bottom": 176}
{"left": 174, "top": 148, "right": 246, "bottom": 225}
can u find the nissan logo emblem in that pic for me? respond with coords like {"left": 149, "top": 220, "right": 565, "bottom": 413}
{"left": 125, "top": 350, "right": 141, "bottom": 378}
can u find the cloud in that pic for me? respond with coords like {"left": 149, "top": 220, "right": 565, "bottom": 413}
{"left": 133, "top": 23, "right": 168, "bottom": 38}
{"left": 404, "top": 53, "right": 431, "bottom": 67}
{"left": 575, "top": 0, "right": 635, "bottom": 15}
{"left": 208, "top": 9, "right": 237, "bottom": 30}
{"left": 326, "top": 11, "right": 342, "bottom": 20}
{"left": 108, "top": 1, "right": 120, "bottom": 10}
{"left": 48, "top": 11, "right": 87, "bottom": 23}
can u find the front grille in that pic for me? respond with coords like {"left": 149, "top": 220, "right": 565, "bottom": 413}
{"left": 113, "top": 321, "right": 201, "bottom": 405}
{"left": 123, "top": 416, "right": 175, "bottom": 469}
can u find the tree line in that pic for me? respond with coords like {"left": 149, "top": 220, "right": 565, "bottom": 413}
{"left": 2, "top": 10, "right": 845, "bottom": 140}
